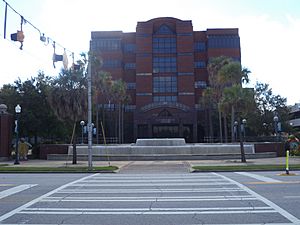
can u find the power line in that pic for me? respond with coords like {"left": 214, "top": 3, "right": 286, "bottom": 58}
{"left": 2, "top": 0, "right": 79, "bottom": 66}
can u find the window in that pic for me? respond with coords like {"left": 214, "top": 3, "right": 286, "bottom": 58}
{"left": 195, "top": 81, "right": 207, "bottom": 89}
{"left": 91, "top": 39, "right": 121, "bottom": 51}
{"left": 153, "top": 37, "right": 176, "bottom": 54}
{"left": 207, "top": 35, "right": 240, "bottom": 48}
{"left": 194, "top": 61, "right": 206, "bottom": 68}
{"left": 126, "top": 82, "right": 136, "bottom": 90}
{"left": 124, "top": 63, "right": 136, "bottom": 70}
{"left": 194, "top": 42, "right": 206, "bottom": 52}
{"left": 102, "top": 60, "right": 121, "bottom": 68}
{"left": 153, "top": 57, "right": 177, "bottom": 73}
{"left": 155, "top": 24, "right": 175, "bottom": 35}
{"left": 153, "top": 95, "right": 177, "bottom": 102}
{"left": 153, "top": 76, "right": 177, "bottom": 93}
{"left": 124, "top": 43, "right": 136, "bottom": 53}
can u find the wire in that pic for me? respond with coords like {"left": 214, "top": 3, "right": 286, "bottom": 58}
{"left": 2, "top": 0, "right": 76, "bottom": 57}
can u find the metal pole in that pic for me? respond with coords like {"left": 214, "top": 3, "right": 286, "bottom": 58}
{"left": 286, "top": 150, "right": 289, "bottom": 175}
{"left": 14, "top": 115, "right": 20, "bottom": 165}
{"left": 87, "top": 51, "right": 93, "bottom": 169}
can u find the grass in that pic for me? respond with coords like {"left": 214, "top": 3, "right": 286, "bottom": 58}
{"left": 0, "top": 165, "right": 118, "bottom": 173}
{"left": 192, "top": 164, "right": 300, "bottom": 172}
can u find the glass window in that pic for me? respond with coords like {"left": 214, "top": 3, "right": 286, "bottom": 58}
{"left": 153, "top": 57, "right": 177, "bottom": 73}
{"left": 126, "top": 82, "right": 136, "bottom": 90}
{"left": 124, "top": 63, "right": 136, "bottom": 70}
{"left": 207, "top": 35, "right": 240, "bottom": 48}
{"left": 153, "top": 96, "right": 177, "bottom": 102}
{"left": 91, "top": 39, "right": 121, "bottom": 51}
{"left": 155, "top": 25, "right": 175, "bottom": 35}
{"left": 102, "top": 60, "right": 121, "bottom": 68}
{"left": 124, "top": 43, "right": 136, "bottom": 53}
{"left": 153, "top": 76, "right": 177, "bottom": 93}
{"left": 194, "top": 61, "right": 206, "bottom": 69}
{"left": 153, "top": 37, "right": 176, "bottom": 54}
{"left": 195, "top": 80, "right": 207, "bottom": 88}
{"left": 194, "top": 42, "right": 206, "bottom": 52}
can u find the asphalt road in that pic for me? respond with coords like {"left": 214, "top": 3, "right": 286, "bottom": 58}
{"left": 0, "top": 167, "right": 300, "bottom": 224}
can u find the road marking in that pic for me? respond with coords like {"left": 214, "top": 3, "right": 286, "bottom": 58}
{"left": 71, "top": 181, "right": 233, "bottom": 187}
{"left": 246, "top": 181, "right": 300, "bottom": 185}
{"left": 0, "top": 174, "right": 98, "bottom": 223}
{"left": 0, "top": 184, "right": 37, "bottom": 199}
{"left": 19, "top": 206, "right": 276, "bottom": 215}
{"left": 0, "top": 184, "right": 14, "bottom": 187}
{"left": 284, "top": 196, "right": 300, "bottom": 199}
{"left": 23, "top": 206, "right": 273, "bottom": 211}
{"left": 58, "top": 187, "right": 244, "bottom": 194}
{"left": 236, "top": 172, "right": 282, "bottom": 183}
{"left": 215, "top": 173, "right": 300, "bottom": 224}
{"left": 81, "top": 178, "right": 226, "bottom": 183}
{"left": 41, "top": 195, "right": 256, "bottom": 202}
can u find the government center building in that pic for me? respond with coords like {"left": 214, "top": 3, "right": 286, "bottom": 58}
{"left": 91, "top": 17, "right": 241, "bottom": 143}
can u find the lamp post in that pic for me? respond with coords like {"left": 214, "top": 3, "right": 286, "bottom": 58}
{"left": 273, "top": 115, "right": 279, "bottom": 141}
{"left": 235, "top": 118, "right": 247, "bottom": 163}
{"left": 14, "top": 104, "right": 21, "bottom": 165}
{"left": 80, "top": 121, "right": 85, "bottom": 144}
{"left": 242, "top": 119, "right": 247, "bottom": 141}
{"left": 233, "top": 121, "right": 238, "bottom": 142}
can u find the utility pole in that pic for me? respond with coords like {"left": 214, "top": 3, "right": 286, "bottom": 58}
{"left": 87, "top": 49, "right": 93, "bottom": 169}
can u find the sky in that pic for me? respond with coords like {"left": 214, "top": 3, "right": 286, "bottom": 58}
{"left": 0, "top": 0, "right": 299, "bottom": 105}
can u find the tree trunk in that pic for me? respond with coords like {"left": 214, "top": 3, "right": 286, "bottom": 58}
{"left": 218, "top": 109, "right": 223, "bottom": 143}
{"left": 208, "top": 108, "right": 214, "bottom": 142}
{"left": 118, "top": 103, "right": 121, "bottom": 144}
{"left": 223, "top": 115, "right": 228, "bottom": 143}
{"left": 70, "top": 122, "right": 77, "bottom": 164}
{"left": 231, "top": 105, "right": 235, "bottom": 143}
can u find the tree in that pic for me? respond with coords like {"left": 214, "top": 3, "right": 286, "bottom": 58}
{"left": 47, "top": 56, "right": 88, "bottom": 164}
{"left": 207, "top": 56, "right": 233, "bottom": 142}
{"left": 220, "top": 84, "right": 255, "bottom": 162}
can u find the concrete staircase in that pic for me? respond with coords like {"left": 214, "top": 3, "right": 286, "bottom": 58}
{"left": 47, "top": 138, "right": 277, "bottom": 161}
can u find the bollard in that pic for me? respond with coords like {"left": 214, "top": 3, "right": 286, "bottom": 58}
{"left": 286, "top": 150, "right": 289, "bottom": 175}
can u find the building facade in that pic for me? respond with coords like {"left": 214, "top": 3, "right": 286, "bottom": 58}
{"left": 91, "top": 17, "right": 241, "bottom": 143}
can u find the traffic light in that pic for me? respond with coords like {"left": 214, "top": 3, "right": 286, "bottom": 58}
{"left": 11, "top": 30, "right": 24, "bottom": 49}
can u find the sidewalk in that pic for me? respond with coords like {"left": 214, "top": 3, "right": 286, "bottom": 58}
{"left": 1, "top": 157, "right": 300, "bottom": 169}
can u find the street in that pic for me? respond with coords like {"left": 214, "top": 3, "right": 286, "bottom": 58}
{"left": 0, "top": 166, "right": 300, "bottom": 225}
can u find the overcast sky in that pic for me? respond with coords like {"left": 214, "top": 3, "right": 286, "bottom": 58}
{"left": 0, "top": 0, "right": 299, "bottom": 104}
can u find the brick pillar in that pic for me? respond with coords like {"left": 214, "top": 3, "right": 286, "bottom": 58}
{"left": 0, "top": 113, "right": 13, "bottom": 160}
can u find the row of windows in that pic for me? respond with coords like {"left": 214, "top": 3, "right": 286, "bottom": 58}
{"left": 153, "top": 37, "right": 176, "bottom": 53}
{"left": 195, "top": 80, "right": 207, "bottom": 88}
{"left": 153, "top": 96, "right": 177, "bottom": 102}
{"left": 194, "top": 42, "right": 206, "bottom": 52}
{"left": 105, "top": 61, "right": 207, "bottom": 69}
{"left": 153, "top": 57, "right": 177, "bottom": 73}
{"left": 194, "top": 61, "right": 206, "bottom": 68}
{"left": 208, "top": 35, "right": 240, "bottom": 48}
{"left": 92, "top": 36, "right": 238, "bottom": 52}
{"left": 91, "top": 39, "right": 121, "bottom": 51}
{"left": 153, "top": 76, "right": 177, "bottom": 93}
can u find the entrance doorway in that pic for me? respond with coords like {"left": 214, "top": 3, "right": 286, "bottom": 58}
{"left": 152, "top": 125, "right": 179, "bottom": 138}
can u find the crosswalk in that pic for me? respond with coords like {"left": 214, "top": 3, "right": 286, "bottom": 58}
{"left": 0, "top": 173, "right": 299, "bottom": 225}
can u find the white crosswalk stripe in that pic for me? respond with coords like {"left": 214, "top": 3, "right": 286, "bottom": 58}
{"left": 0, "top": 173, "right": 297, "bottom": 225}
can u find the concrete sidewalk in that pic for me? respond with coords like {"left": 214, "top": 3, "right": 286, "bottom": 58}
{"left": 1, "top": 157, "right": 299, "bottom": 169}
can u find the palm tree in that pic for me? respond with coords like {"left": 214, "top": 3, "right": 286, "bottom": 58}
{"left": 47, "top": 59, "right": 87, "bottom": 164}
{"left": 218, "top": 61, "right": 251, "bottom": 142}
{"left": 207, "top": 56, "right": 234, "bottom": 142}
{"left": 220, "top": 84, "right": 255, "bottom": 162}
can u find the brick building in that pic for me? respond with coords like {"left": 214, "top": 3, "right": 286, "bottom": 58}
{"left": 91, "top": 17, "right": 241, "bottom": 143}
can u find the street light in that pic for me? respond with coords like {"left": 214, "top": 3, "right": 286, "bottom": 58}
{"left": 235, "top": 118, "right": 247, "bottom": 163}
{"left": 273, "top": 115, "right": 279, "bottom": 141}
{"left": 233, "top": 121, "right": 238, "bottom": 141}
{"left": 241, "top": 119, "right": 247, "bottom": 141}
{"left": 14, "top": 104, "right": 21, "bottom": 165}
{"left": 80, "top": 121, "right": 85, "bottom": 144}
